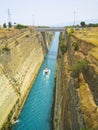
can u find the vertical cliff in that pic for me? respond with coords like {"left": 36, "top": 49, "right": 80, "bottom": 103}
{"left": 0, "top": 28, "right": 54, "bottom": 129}
{"left": 53, "top": 28, "right": 98, "bottom": 130}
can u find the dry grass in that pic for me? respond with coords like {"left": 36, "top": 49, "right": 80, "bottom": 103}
{"left": 0, "top": 28, "right": 19, "bottom": 39}
{"left": 89, "top": 48, "right": 98, "bottom": 60}
{"left": 74, "top": 27, "right": 98, "bottom": 60}
{"left": 74, "top": 27, "right": 98, "bottom": 46}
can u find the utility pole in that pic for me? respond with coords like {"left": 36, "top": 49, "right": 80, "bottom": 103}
{"left": 8, "top": 8, "right": 12, "bottom": 27}
{"left": 32, "top": 15, "right": 34, "bottom": 27}
{"left": 74, "top": 10, "right": 76, "bottom": 27}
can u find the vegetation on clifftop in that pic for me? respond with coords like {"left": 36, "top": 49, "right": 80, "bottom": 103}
{"left": 15, "top": 24, "right": 28, "bottom": 29}
{"left": 73, "top": 27, "right": 98, "bottom": 61}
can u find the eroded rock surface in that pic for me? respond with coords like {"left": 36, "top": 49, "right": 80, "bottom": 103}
{"left": 0, "top": 28, "right": 54, "bottom": 129}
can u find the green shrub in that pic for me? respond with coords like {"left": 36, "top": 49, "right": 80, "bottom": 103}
{"left": 71, "top": 58, "right": 89, "bottom": 77}
{"left": 25, "top": 34, "right": 29, "bottom": 38}
{"left": 68, "top": 27, "right": 75, "bottom": 37}
{"left": 15, "top": 24, "right": 28, "bottom": 29}
{"left": 72, "top": 42, "right": 79, "bottom": 51}
{"left": 60, "top": 43, "right": 67, "bottom": 54}
{"left": 80, "top": 128, "right": 96, "bottom": 130}
{"left": 59, "top": 33, "right": 67, "bottom": 54}
{"left": 2, "top": 45, "right": 10, "bottom": 51}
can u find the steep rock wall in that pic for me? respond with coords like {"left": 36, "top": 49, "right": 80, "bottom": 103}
{"left": 71, "top": 34, "right": 98, "bottom": 106}
{"left": 0, "top": 29, "right": 54, "bottom": 129}
{"left": 53, "top": 30, "right": 98, "bottom": 130}
{"left": 53, "top": 38, "right": 85, "bottom": 130}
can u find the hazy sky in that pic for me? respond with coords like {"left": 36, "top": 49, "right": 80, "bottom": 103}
{"left": 0, "top": 0, "right": 98, "bottom": 26}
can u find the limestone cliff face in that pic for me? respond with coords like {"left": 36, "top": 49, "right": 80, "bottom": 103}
{"left": 0, "top": 28, "right": 54, "bottom": 129}
{"left": 53, "top": 30, "right": 98, "bottom": 130}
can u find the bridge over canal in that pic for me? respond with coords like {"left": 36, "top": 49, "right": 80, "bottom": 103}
{"left": 35, "top": 27, "right": 65, "bottom": 32}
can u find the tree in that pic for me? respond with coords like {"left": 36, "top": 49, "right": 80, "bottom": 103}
{"left": 15, "top": 24, "right": 28, "bottom": 29}
{"left": 8, "top": 22, "right": 12, "bottom": 28}
{"left": 80, "top": 21, "right": 86, "bottom": 27}
{"left": 3, "top": 23, "right": 7, "bottom": 28}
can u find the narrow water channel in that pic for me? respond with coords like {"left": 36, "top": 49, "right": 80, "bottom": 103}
{"left": 13, "top": 32, "right": 60, "bottom": 130}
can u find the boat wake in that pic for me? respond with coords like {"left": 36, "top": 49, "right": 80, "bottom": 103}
{"left": 43, "top": 68, "right": 51, "bottom": 80}
{"left": 14, "top": 119, "right": 20, "bottom": 124}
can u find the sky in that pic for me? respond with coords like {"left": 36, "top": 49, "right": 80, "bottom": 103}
{"left": 0, "top": 0, "right": 98, "bottom": 26}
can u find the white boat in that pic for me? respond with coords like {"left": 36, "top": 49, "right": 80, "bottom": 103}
{"left": 44, "top": 67, "right": 49, "bottom": 73}
{"left": 43, "top": 58, "right": 50, "bottom": 75}
{"left": 43, "top": 67, "right": 50, "bottom": 75}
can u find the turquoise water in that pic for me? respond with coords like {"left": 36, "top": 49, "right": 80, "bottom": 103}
{"left": 13, "top": 32, "right": 59, "bottom": 130}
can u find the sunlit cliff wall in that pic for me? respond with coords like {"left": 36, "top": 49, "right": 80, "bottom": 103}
{"left": 53, "top": 28, "right": 98, "bottom": 130}
{"left": 0, "top": 28, "right": 54, "bottom": 129}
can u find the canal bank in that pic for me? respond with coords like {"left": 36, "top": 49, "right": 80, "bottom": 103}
{"left": 13, "top": 32, "right": 60, "bottom": 130}
{"left": 0, "top": 30, "right": 54, "bottom": 130}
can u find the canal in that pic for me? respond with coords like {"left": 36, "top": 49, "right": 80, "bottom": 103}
{"left": 13, "top": 32, "right": 60, "bottom": 130}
